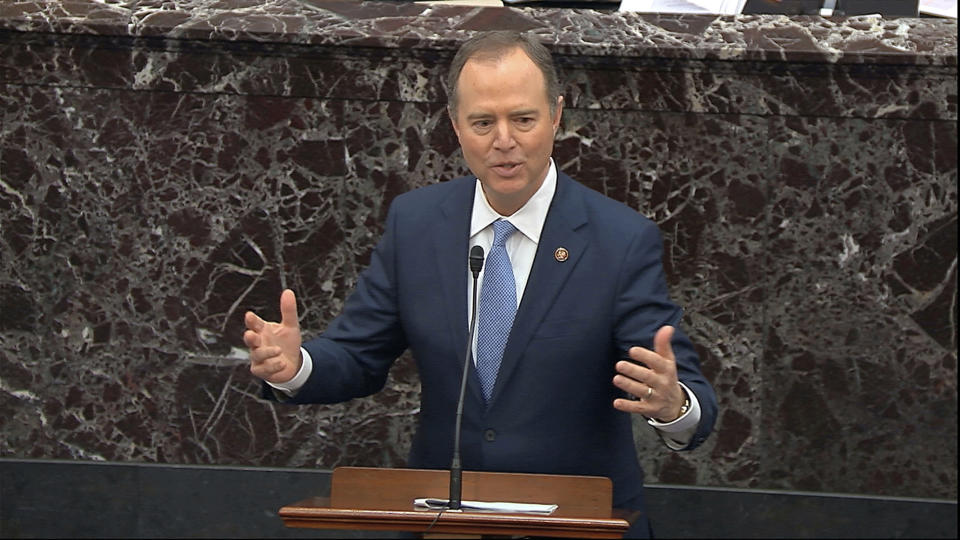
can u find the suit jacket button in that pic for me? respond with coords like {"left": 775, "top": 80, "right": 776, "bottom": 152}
{"left": 484, "top": 429, "right": 496, "bottom": 442}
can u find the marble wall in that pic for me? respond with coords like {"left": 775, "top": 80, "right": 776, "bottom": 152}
{"left": 1, "top": 0, "right": 956, "bottom": 501}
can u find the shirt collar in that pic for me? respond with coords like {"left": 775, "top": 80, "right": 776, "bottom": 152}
{"left": 470, "top": 159, "right": 557, "bottom": 244}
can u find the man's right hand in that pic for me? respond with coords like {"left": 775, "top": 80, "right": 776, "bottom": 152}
{"left": 244, "top": 289, "right": 303, "bottom": 384}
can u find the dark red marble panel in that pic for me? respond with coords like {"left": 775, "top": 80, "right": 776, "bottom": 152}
{"left": 760, "top": 115, "right": 957, "bottom": 496}
{"left": 0, "top": 0, "right": 956, "bottom": 502}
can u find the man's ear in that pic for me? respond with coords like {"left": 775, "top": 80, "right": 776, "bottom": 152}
{"left": 553, "top": 96, "right": 564, "bottom": 132}
{"left": 448, "top": 106, "right": 461, "bottom": 138}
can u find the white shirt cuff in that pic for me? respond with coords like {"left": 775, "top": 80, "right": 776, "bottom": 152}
{"left": 646, "top": 382, "right": 701, "bottom": 450}
{"left": 266, "top": 347, "right": 313, "bottom": 396}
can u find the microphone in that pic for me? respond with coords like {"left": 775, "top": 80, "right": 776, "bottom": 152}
{"left": 449, "top": 245, "right": 484, "bottom": 510}
{"left": 469, "top": 245, "right": 485, "bottom": 277}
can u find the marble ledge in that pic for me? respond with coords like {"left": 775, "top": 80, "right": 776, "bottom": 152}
{"left": 0, "top": 0, "right": 955, "bottom": 66}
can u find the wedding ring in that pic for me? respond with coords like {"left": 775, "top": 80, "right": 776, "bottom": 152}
{"left": 646, "top": 386, "right": 654, "bottom": 399}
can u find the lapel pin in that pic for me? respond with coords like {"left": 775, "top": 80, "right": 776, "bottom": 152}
{"left": 554, "top": 247, "right": 569, "bottom": 262}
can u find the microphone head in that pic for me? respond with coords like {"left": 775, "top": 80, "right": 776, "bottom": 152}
{"left": 469, "top": 245, "right": 485, "bottom": 275}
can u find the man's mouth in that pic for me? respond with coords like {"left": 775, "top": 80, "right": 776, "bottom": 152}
{"left": 491, "top": 162, "right": 522, "bottom": 176}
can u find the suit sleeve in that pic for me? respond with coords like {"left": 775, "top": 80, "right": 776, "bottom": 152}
{"left": 612, "top": 219, "right": 718, "bottom": 450}
{"left": 269, "top": 200, "right": 409, "bottom": 405}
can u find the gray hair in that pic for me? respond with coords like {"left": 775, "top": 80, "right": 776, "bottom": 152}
{"left": 447, "top": 31, "right": 561, "bottom": 120}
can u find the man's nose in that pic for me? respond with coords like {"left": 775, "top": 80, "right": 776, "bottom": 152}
{"left": 492, "top": 121, "right": 517, "bottom": 150}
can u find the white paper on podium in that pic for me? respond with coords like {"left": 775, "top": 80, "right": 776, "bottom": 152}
{"left": 919, "top": 0, "right": 957, "bottom": 18}
{"left": 414, "top": 498, "right": 558, "bottom": 514}
{"left": 619, "top": 0, "right": 746, "bottom": 14}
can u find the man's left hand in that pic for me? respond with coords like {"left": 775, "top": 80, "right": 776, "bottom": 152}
{"left": 612, "top": 325, "right": 686, "bottom": 422}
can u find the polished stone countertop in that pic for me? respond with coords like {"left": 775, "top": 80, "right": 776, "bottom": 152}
{"left": 0, "top": 0, "right": 955, "bottom": 65}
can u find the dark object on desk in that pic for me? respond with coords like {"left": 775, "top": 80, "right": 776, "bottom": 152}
{"left": 502, "top": 0, "right": 621, "bottom": 8}
{"left": 500, "top": 0, "right": 920, "bottom": 16}
{"left": 743, "top": 0, "right": 919, "bottom": 16}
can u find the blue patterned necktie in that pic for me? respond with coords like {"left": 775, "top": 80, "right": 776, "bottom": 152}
{"left": 476, "top": 219, "right": 518, "bottom": 403}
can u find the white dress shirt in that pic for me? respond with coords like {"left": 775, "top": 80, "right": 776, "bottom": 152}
{"left": 271, "top": 159, "right": 699, "bottom": 448}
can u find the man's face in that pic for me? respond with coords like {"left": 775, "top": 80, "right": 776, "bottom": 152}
{"left": 450, "top": 47, "right": 563, "bottom": 216}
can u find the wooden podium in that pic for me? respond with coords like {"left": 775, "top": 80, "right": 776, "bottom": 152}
{"left": 279, "top": 467, "right": 636, "bottom": 538}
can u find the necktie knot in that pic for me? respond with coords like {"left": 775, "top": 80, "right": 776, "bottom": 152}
{"left": 492, "top": 219, "right": 517, "bottom": 247}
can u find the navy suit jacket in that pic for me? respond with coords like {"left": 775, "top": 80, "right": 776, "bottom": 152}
{"left": 280, "top": 172, "right": 717, "bottom": 511}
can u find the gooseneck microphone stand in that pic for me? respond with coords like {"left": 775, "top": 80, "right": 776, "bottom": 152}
{"left": 449, "top": 245, "right": 485, "bottom": 510}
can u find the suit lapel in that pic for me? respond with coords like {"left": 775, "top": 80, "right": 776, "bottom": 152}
{"left": 489, "top": 174, "right": 589, "bottom": 406}
{"left": 434, "top": 177, "right": 479, "bottom": 399}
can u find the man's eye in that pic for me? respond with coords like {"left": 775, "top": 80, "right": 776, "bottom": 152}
{"left": 473, "top": 121, "right": 491, "bottom": 129}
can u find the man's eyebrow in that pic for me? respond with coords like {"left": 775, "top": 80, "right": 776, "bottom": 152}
{"left": 463, "top": 109, "right": 541, "bottom": 122}
{"left": 465, "top": 112, "right": 494, "bottom": 121}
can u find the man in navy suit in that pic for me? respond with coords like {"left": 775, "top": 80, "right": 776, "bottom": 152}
{"left": 244, "top": 31, "right": 717, "bottom": 537}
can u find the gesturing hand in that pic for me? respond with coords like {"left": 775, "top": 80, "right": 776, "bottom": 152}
{"left": 243, "top": 289, "right": 303, "bottom": 384}
{"left": 612, "top": 326, "right": 686, "bottom": 422}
